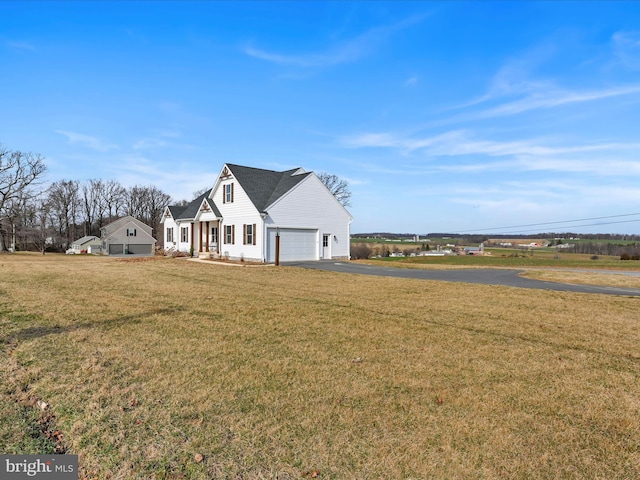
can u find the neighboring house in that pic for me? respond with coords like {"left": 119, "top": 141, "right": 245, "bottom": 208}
{"left": 101, "top": 215, "right": 157, "bottom": 255}
{"left": 68, "top": 235, "right": 102, "bottom": 254}
{"left": 162, "top": 163, "right": 353, "bottom": 262}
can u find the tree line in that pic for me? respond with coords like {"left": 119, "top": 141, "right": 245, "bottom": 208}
{"left": 1, "top": 144, "right": 172, "bottom": 252}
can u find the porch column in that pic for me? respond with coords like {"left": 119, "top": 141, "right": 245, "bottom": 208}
{"left": 206, "top": 221, "right": 210, "bottom": 252}
{"left": 199, "top": 222, "right": 204, "bottom": 252}
{"left": 190, "top": 222, "right": 194, "bottom": 254}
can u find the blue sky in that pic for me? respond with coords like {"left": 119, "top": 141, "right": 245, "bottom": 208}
{"left": 2, "top": 1, "right": 640, "bottom": 235}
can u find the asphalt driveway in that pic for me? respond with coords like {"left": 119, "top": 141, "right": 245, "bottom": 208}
{"left": 286, "top": 261, "right": 640, "bottom": 297}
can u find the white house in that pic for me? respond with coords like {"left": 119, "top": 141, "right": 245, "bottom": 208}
{"left": 161, "top": 164, "right": 352, "bottom": 262}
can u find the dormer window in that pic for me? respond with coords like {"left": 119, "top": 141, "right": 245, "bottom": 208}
{"left": 223, "top": 183, "right": 234, "bottom": 203}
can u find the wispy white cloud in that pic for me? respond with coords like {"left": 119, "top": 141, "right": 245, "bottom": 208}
{"left": 244, "top": 14, "right": 426, "bottom": 68}
{"left": 56, "top": 130, "right": 118, "bottom": 152}
{"left": 342, "top": 128, "right": 640, "bottom": 178}
{"left": 114, "top": 154, "right": 217, "bottom": 201}
{"left": 447, "top": 40, "right": 640, "bottom": 122}
{"left": 132, "top": 138, "right": 169, "bottom": 150}
{"left": 404, "top": 75, "right": 418, "bottom": 87}
{"left": 477, "top": 84, "right": 640, "bottom": 118}
{"left": 612, "top": 31, "right": 640, "bottom": 70}
{"left": 342, "top": 130, "right": 466, "bottom": 152}
{"left": 5, "top": 40, "right": 36, "bottom": 51}
{"left": 342, "top": 129, "right": 635, "bottom": 158}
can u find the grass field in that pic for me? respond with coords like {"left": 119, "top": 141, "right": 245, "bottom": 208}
{"left": 363, "top": 248, "right": 640, "bottom": 270}
{"left": 1, "top": 253, "right": 639, "bottom": 479}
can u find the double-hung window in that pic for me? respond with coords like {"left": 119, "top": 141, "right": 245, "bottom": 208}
{"left": 224, "top": 225, "right": 234, "bottom": 244}
{"left": 244, "top": 224, "right": 256, "bottom": 245}
{"left": 181, "top": 227, "right": 188, "bottom": 243}
{"left": 223, "top": 183, "right": 234, "bottom": 203}
{"left": 166, "top": 227, "right": 173, "bottom": 242}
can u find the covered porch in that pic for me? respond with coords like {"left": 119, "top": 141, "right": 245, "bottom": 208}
{"left": 191, "top": 219, "right": 220, "bottom": 258}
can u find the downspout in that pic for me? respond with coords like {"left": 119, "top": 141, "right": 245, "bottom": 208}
{"left": 190, "top": 222, "right": 194, "bottom": 257}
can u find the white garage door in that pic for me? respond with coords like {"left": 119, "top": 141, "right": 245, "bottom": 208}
{"left": 267, "top": 228, "right": 318, "bottom": 262}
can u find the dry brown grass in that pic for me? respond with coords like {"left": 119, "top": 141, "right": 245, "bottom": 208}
{"left": 520, "top": 269, "right": 640, "bottom": 288}
{"left": 1, "top": 253, "right": 639, "bottom": 479}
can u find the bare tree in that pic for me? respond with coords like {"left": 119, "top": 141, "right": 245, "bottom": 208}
{"left": 101, "top": 179, "right": 126, "bottom": 224}
{"left": 0, "top": 144, "right": 47, "bottom": 251}
{"left": 81, "top": 179, "right": 105, "bottom": 236}
{"left": 192, "top": 187, "right": 210, "bottom": 198}
{"left": 3, "top": 193, "right": 31, "bottom": 251}
{"left": 47, "top": 180, "right": 80, "bottom": 250}
{"left": 21, "top": 194, "right": 53, "bottom": 254}
{"left": 317, "top": 172, "right": 352, "bottom": 207}
{"left": 143, "top": 185, "right": 172, "bottom": 239}
{"left": 123, "top": 185, "right": 172, "bottom": 239}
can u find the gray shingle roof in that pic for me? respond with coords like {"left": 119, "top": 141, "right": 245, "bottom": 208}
{"left": 167, "top": 205, "right": 187, "bottom": 219}
{"left": 170, "top": 189, "right": 222, "bottom": 221}
{"left": 170, "top": 165, "right": 311, "bottom": 220}
{"left": 225, "top": 164, "right": 311, "bottom": 212}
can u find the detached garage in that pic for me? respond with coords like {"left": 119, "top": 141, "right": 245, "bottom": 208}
{"left": 266, "top": 228, "right": 318, "bottom": 262}
{"left": 101, "top": 216, "right": 157, "bottom": 256}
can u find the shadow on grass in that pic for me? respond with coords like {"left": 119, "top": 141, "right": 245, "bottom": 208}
{"left": 5, "top": 306, "right": 187, "bottom": 344}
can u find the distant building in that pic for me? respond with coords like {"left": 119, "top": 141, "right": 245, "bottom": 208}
{"left": 68, "top": 235, "right": 102, "bottom": 254}
{"left": 101, "top": 216, "right": 156, "bottom": 255}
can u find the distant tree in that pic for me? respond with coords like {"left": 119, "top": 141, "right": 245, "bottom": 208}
{"left": 27, "top": 194, "right": 53, "bottom": 254}
{"left": 123, "top": 185, "right": 172, "bottom": 240}
{"left": 101, "top": 179, "right": 126, "bottom": 223}
{"left": 192, "top": 187, "right": 210, "bottom": 198}
{"left": 317, "top": 172, "right": 351, "bottom": 207}
{"left": 47, "top": 180, "right": 80, "bottom": 250}
{"left": 81, "top": 179, "right": 104, "bottom": 236}
{"left": 3, "top": 191, "right": 33, "bottom": 251}
{"left": 0, "top": 145, "right": 47, "bottom": 251}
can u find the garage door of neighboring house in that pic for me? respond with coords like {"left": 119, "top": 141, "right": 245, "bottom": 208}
{"left": 128, "top": 244, "right": 153, "bottom": 255}
{"left": 109, "top": 244, "right": 124, "bottom": 255}
{"left": 266, "top": 228, "right": 318, "bottom": 262}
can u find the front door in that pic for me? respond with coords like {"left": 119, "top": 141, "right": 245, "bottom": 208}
{"left": 211, "top": 226, "right": 218, "bottom": 252}
{"left": 322, "top": 234, "right": 331, "bottom": 259}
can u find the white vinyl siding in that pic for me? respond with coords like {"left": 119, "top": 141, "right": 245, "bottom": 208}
{"left": 214, "top": 173, "right": 263, "bottom": 261}
{"left": 265, "top": 175, "right": 351, "bottom": 260}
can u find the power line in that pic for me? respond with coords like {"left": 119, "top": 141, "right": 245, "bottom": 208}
{"left": 456, "top": 212, "right": 640, "bottom": 234}
{"left": 499, "top": 218, "right": 640, "bottom": 235}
